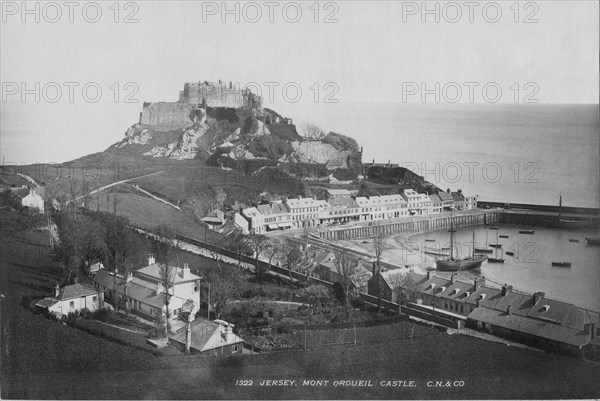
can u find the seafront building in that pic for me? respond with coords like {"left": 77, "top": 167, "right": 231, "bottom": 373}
{"left": 368, "top": 271, "right": 600, "bottom": 359}
{"left": 237, "top": 187, "right": 475, "bottom": 234}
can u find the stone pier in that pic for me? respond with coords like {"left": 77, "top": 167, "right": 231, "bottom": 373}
{"left": 318, "top": 211, "right": 500, "bottom": 241}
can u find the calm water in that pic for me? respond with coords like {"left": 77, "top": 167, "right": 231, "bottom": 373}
{"left": 311, "top": 103, "right": 600, "bottom": 208}
{"left": 408, "top": 225, "right": 600, "bottom": 312}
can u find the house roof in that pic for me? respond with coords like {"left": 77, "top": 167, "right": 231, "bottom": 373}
{"left": 429, "top": 194, "right": 442, "bottom": 204}
{"left": 92, "top": 269, "right": 172, "bottom": 309}
{"left": 437, "top": 192, "right": 454, "bottom": 202}
{"left": 56, "top": 283, "right": 100, "bottom": 301}
{"left": 468, "top": 307, "right": 589, "bottom": 347}
{"left": 36, "top": 298, "right": 58, "bottom": 308}
{"left": 379, "top": 268, "right": 406, "bottom": 288}
{"left": 242, "top": 207, "right": 261, "bottom": 219}
{"left": 257, "top": 202, "right": 290, "bottom": 215}
{"left": 136, "top": 264, "right": 201, "bottom": 285}
{"left": 451, "top": 192, "right": 465, "bottom": 201}
{"left": 285, "top": 197, "right": 320, "bottom": 209}
{"left": 169, "top": 318, "right": 244, "bottom": 352}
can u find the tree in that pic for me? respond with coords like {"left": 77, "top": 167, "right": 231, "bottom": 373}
{"left": 53, "top": 210, "right": 84, "bottom": 284}
{"left": 226, "top": 230, "right": 248, "bottom": 269}
{"left": 333, "top": 249, "right": 360, "bottom": 321}
{"left": 301, "top": 122, "right": 324, "bottom": 139}
{"left": 151, "top": 225, "right": 181, "bottom": 335}
{"left": 263, "top": 238, "right": 282, "bottom": 275}
{"left": 372, "top": 230, "right": 389, "bottom": 309}
{"left": 206, "top": 267, "right": 246, "bottom": 319}
{"left": 282, "top": 241, "right": 302, "bottom": 279}
{"left": 245, "top": 234, "right": 269, "bottom": 281}
{"left": 80, "top": 217, "right": 107, "bottom": 271}
{"left": 384, "top": 271, "right": 417, "bottom": 315}
{"left": 299, "top": 284, "right": 332, "bottom": 315}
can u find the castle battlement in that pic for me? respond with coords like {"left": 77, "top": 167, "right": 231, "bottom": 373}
{"left": 179, "top": 80, "right": 261, "bottom": 109}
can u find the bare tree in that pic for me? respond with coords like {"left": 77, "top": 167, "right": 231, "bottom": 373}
{"left": 384, "top": 271, "right": 417, "bottom": 315}
{"left": 283, "top": 241, "right": 302, "bottom": 279}
{"left": 301, "top": 122, "right": 324, "bottom": 139}
{"left": 372, "top": 230, "right": 389, "bottom": 309}
{"left": 333, "top": 249, "right": 360, "bottom": 321}
{"left": 245, "top": 233, "right": 269, "bottom": 281}
{"left": 151, "top": 225, "right": 181, "bottom": 336}
{"left": 206, "top": 267, "right": 245, "bottom": 318}
{"left": 263, "top": 238, "right": 282, "bottom": 275}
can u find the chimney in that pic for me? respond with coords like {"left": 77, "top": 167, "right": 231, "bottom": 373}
{"left": 297, "top": 195, "right": 302, "bottom": 200}
{"left": 54, "top": 283, "right": 60, "bottom": 297}
{"left": 591, "top": 323, "right": 597, "bottom": 340}
{"left": 182, "top": 263, "right": 190, "bottom": 279}
{"left": 156, "top": 282, "right": 163, "bottom": 296}
{"left": 507, "top": 305, "right": 512, "bottom": 315}
{"left": 126, "top": 272, "right": 133, "bottom": 283}
{"left": 502, "top": 284, "right": 513, "bottom": 296}
{"left": 533, "top": 291, "right": 545, "bottom": 305}
{"left": 450, "top": 274, "right": 455, "bottom": 284}
{"left": 148, "top": 254, "right": 155, "bottom": 266}
{"left": 372, "top": 260, "right": 376, "bottom": 275}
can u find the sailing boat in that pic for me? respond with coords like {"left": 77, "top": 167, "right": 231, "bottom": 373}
{"left": 474, "top": 231, "right": 492, "bottom": 254}
{"left": 487, "top": 230, "right": 504, "bottom": 263}
{"left": 551, "top": 193, "right": 589, "bottom": 229}
{"left": 435, "top": 219, "right": 487, "bottom": 271}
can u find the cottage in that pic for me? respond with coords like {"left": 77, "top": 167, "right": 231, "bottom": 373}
{"left": 35, "top": 283, "right": 103, "bottom": 317}
{"left": 202, "top": 209, "right": 225, "bottom": 226}
{"left": 168, "top": 318, "right": 244, "bottom": 355}
{"left": 91, "top": 255, "right": 201, "bottom": 321}
{"left": 13, "top": 187, "right": 45, "bottom": 214}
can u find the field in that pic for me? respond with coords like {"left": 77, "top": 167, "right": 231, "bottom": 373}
{"left": 1, "top": 210, "right": 600, "bottom": 399}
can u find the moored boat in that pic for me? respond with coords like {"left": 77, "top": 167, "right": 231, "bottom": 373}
{"left": 519, "top": 230, "right": 535, "bottom": 234}
{"left": 585, "top": 237, "right": 600, "bottom": 246}
{"left": 489, "top": 226, "right": 499, "bottom": 230}
{"left": 474, "top": 247, "right": 493, "bottom": 254}
{"left": 435, "top": 226, "right": 486, "bottom": 272}
{"left": 551, "top": 261, "right": 572, "bottom": 267}
{"left": 505, "top": 251, "right": 515, "bottom": 256}
{"left": 499, "top": 235, "right": 509, "bottom": 238}
{"left": 487, "top": 231, "right": 505, "bottom": 263}
{"left": 568, "top": 239, "right": 579, "bottom": 243}
{"left": 489, "top": 243, "right": 502, "bottom": 248}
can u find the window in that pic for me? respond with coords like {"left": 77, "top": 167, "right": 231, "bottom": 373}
{"left": 232, "top": 344, "right": 239, "bottom": 353}
{"left": 92, "top": 296, "right": 97, "bottom": 302}
{"left": 69, "top": 301, "right": 74, "bottom": 308}
{"left": 194, "top": 281, "right": 199, "bottom": 292}
{"left": 213, "top": 348, "right": 218, "bottom": 356}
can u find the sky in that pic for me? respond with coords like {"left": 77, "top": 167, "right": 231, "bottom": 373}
{"left": 1, "top": 0, "right": 598, "bottom": 164}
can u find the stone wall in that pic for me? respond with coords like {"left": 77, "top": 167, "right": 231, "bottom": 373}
{"left": 182, "top": 81, "right": 261, "bottom": 109}
{"left": 140, "top": 102, "right": 196, "bottom": 129}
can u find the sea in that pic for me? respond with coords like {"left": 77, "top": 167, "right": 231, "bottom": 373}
{"left": 315, "top": 103, "right": 600, "bottom": 312}
{"left": 409, "top": 226, "right": 600, "bottom": 312}
{"left": 305, "top": 103, "right": 600, "bottom": 208}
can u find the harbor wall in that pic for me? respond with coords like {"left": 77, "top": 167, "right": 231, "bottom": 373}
{"left": 499, "top": 212, "right": 599, "bottom": 229}
{"left": 318, "top": 211, "right": 500, "bottom": 241}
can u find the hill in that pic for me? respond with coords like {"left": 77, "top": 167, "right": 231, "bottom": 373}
{"left": 4, "top": 81, "right": 438, "bottom": 229}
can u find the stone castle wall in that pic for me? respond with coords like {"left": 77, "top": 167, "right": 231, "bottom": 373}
{"left": 181, "top": 81, "right": 261, "bottom": 109}
{"left": 140, "top": 102, "right": 196, "bottom": 129}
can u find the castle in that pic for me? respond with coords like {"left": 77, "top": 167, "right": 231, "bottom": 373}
{"left": 179, "top": 80, "right": 262, "bottom": 109}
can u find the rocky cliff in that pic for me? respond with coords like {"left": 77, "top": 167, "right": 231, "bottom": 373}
{"left": 110, "top": 102, "right": 363, "bottom": 172}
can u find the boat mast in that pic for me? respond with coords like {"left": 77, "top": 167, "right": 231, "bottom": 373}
{"left": 558, "top": 192, "right": 562, "bottom": 220}
{"left": 471, "top": 230, "right": 475, "bottom": 258}
{"left": 450, "top": 213, "right": 454, "bottom": 260}
{"left": 494, "top": 231, "right": 499, "bottom": 259}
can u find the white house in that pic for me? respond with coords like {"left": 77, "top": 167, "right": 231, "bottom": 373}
{"left": 241, "top": 206, "right": 264, "bottom": 234}
{"left": 14, "top": 187, "right": 44, "bottom": 214}
{"left": 91, "top": 255, "right": 202, "bottom": 321}
{"left": 35, "top": 283, "right": 103, "bottom": 317}
{"left": 401, "top": 189, "right": 421, "bottom": 215}
{"left": 284, "top": 196, "right": 322, "bottom": 228}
